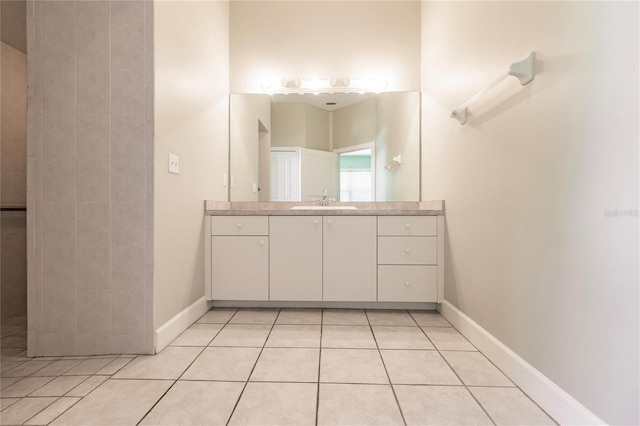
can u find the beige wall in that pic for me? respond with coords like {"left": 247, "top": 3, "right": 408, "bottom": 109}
{"left": 271, "top": 102, "right": 330, "bottom": 152}
{"left": 332, "top": 98, "right": 376, "bottom": 150}
{"left": 421, "top": 2, "right": 638, "bottom": 424}
{"left": 229, "top": 1, "right": 421, "bottom": 93}
{"left": 1, "top": 42, "right": 27, "bottom": 319}
{"left": 154, "top": 0, "right": 229, "bottom": 329}
{"left": 229, "top": 93, "right": 270, "bottom": 201}
{"left": 27, "top": 0, "right": 155, "bottom": 355}
{"left": 271, "top": 102, "right": 305, "bottom": 148}
{"left": 304, "top": 104, "right": 330, "bottom": 152}
{"left": 376, "top": 91, "right": 420, "bottom": 201}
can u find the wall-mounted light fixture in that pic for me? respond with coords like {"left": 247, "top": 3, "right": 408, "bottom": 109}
{"left": 261, "top": 77, "right": 388, "bottom": 95}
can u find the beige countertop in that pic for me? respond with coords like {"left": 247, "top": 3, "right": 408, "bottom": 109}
{"left": 204, "top": 200, "right": 444, "bottom": 216}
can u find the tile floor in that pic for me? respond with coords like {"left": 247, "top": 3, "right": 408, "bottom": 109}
{"left": 0, "top": 309, "right": 557, "bottom": 425}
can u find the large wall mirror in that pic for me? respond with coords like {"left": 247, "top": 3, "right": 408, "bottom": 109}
{"left": 229, "top": 91, "right": 420, "bottom": 202}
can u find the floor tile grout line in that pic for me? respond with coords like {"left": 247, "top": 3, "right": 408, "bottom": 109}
{"left": 23, "top": 394, "right": 84, "bottom": 425}
{"left": 30, "top": 372, "right": 114, "bottom": 425}
{"left": 417, "top": 322, "right": 497, "bottom": 425}
{"left": 315, "top": 309, "right": 323, "bottom": 426}
{"left": 224, "top": 308, "right": 281, "bottom": 426}
{"left": 15, "top": 394, "right": 60, "bottom": 425}
{"left": 439, "top": 350, "right": 515, "bottom": 387}
{"left": 2, "top": 309, "right": 558, "bottom": 425}
{"left": 135, "top": 378, "right": 178, "bottom": 426}
{"left": 365, "top": 309, "right": 408, "bottom": 426}
{"left": 136, "top": 307, "right": 236, "bottom": 426}
{"left": 2, "top": 358, "right": 57, "bottom": 379}
{"left": 422, "top": 314, "right": 557, "bottom": 424}
{"left": 3, "top": 375, "right": 58, "bottom": 399}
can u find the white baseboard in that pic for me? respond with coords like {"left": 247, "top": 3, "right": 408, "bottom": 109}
{"left": 155, "top": 296, "right": 211, "bottom": 353}
{"left": 212, "top": 300, "right": 437, "bottom": 310}
{"left": 438, "top": 300, "right": 605, "bottom": 425}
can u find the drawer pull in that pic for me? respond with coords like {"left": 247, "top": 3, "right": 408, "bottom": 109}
{"left": 236, "top": 223, "right": 242, "bottom": 228}
{"left": 405, "top": 248, "right": 411, "bottom": 253}
{"left": 405, "top": 223, "right": 411, "bottom": 228}
{"left": 405, "top": 281, "right": 411, "bottom": 287}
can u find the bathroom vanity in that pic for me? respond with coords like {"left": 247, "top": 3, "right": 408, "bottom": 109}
{"left": 204, "top": 201, "right": 445, "bottom": 308}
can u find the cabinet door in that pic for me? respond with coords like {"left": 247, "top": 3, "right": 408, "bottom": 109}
{"left": 270, "top": 216, "right": 322, "bottom": 301}
{"left": 211, "top": 236, "right": 268, "bottom": 300}
{"left": 323, "top": 216, "right": 377, "bottom": 301}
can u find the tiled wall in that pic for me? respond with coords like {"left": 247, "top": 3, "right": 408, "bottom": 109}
{"left": 1, "top": 42, "right": 28, "bottom": 319}
{"left": 27, "top": 1, "right": 154, "bottom": 356}
{"left": 1, "top": 211, "right": 27, "bottom": 319}
{"left": 1, "top": 43, "right": 27, "bottom": 207}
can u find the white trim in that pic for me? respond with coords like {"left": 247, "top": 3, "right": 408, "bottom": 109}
{"left": 212, "top": 300, "right": 437, "bottom": 310}
{"left": 437, "top": 215, "right": 444, "bottom": 303}
{"left": 204, "top": 217, "right": 212, "bottom": 301}
{"left": 155, "top": 297, "right": 211, "bottom": 353}
{"left": 438, "top": 300, "right": 606, "bottom": 426}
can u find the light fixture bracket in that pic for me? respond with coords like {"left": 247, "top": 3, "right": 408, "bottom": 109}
{"left": 261, "top": 77, "right": 388, "bottom": 95}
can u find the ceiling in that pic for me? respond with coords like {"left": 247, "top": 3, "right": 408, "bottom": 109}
{"left": 271, "top": 92, "right": 376, "bottom": 112}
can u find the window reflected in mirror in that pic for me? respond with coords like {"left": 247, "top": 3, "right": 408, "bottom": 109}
{"left": 339, "top": 147, "right": 374, "bottom": 202}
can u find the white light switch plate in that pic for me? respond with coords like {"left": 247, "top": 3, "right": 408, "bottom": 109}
{"left": 168, "top": 153, "right": 179, "bottom": 174}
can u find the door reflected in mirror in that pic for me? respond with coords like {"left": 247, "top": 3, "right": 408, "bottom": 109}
{"left": 229, "top": 92, "right": 420, "bottom": 202}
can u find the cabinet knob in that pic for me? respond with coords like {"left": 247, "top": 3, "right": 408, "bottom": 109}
{"left": 327, "top": 219, "right": 332, "bottom": 225}
{"left": 405, "top": 281, "right": 411, "bottom": 287}
{"left": 259, "top": 240, "right": 265, "bottom": 246}
{"left": 313, "top": 219, "right": 319, "bottom": 225}
{"left": 405, "top": 223, "right": 411, "bottom": 228}
{"left": 405, "top": 248, "right": 411, "bottom": 254}
{"left": 236, "top": 223, "right": 242, "bottom": 228}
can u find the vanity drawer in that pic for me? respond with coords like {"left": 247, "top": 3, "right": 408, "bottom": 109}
{"left": 378, "top": 237, "right": 438, "bottom": 265}
{"left": 378, "top": 265, "right": 437, "bottom": 302}
{"left": 378, "top": 237, "right": 437, "bottom": 265}
{"left": 211, "top": 216, "right": 268, "bottom": 236}
{"left": 378, "top": 216, "right": 437, "bottom": 236}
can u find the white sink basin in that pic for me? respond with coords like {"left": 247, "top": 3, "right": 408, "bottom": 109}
{"left": 290, "top": 206, "right": 358, "bottom": 211}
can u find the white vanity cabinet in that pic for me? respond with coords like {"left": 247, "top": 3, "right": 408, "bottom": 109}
{"left": 322, "top": 216, "right": 377, "bottom": 301}
{"left": 270, "top": 216, "right": 323, "bottom": 301}
{"left": 377, "top": 216, "right": 440, "bottom": 303}
{"left": 206, "top": 212, "right": 444, "bottom": 305}
{"left": 210, "top": 216, "right": 269, "bottom": 300}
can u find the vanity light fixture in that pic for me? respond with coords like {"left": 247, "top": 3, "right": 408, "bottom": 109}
{"left": 261, "top": 76, "right": 388, "bottom": 95}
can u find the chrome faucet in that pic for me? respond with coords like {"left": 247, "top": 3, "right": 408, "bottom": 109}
{"left": 318, "top": 189, "right": 333, "bottom": 206}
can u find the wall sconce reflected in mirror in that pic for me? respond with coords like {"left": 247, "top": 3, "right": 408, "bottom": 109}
{"left": 261, "top": 76, "right": 388, "bottom": 95}
{"left": 385, "top": 154, "right": 402, "bottom": 171}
